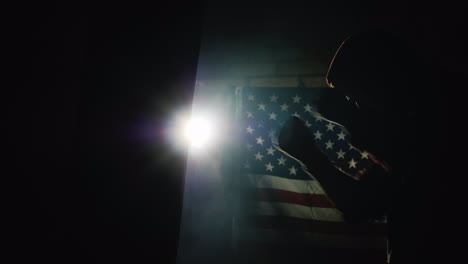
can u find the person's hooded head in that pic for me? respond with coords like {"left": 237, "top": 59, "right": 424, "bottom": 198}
{"left": 325, "top": 29, "right": 418, "bottom": 114}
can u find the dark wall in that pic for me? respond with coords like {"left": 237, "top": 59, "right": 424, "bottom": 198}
{"left": 12, "top": 2, "right": 202, "bottom": 263}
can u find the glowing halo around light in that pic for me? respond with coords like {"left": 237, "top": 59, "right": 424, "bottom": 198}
{"left": 167, "top": 107, "right": 223, "bottom": 154}
{"left": 183, "top": 117, "right": 216, "bottom": 149}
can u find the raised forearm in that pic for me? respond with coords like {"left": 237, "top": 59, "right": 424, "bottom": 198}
{"left": 278, "top": 116, "right": 392, "bottom": 222}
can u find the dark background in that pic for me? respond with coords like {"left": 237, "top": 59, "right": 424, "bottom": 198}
{"left": 12, "top": 2, "right": 202, "bottom": 263}
{"left": 10, "top": 1, "right": 464, "bottom": 263}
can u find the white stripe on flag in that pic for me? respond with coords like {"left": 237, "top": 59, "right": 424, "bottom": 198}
{"left": 247, "top": 174, "right": 327, "bottom": 195}
{"left": 255, "top": 201, "right": 344, "bottom": 222}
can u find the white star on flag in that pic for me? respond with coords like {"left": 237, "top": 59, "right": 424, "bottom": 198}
{"left": 337, "top": 130, "right": 346, "bottom": 140}
{"left": 337, "top": 149, "right": 346, "bottom": 159}
{"left": 325, "top": 140, "right": 334, "bottom": 149}
{"left": 246, "top": 126, "right": 254, "bottom": 134}
{"left": 326, "top": 122, "right": 335, "bottom": 131}
{"left": 361, "top": 151, "right": 369, "bottom": 159}
{"left": 265, "top": 163, "right": 274, "bottom": 172}
{"left": 258, "top": 103, "right": 266, "bottom": 111}
{"left": 277, "top": 156, "right": 286, "bottom": 165}
{"left": 348, "top": 158, "right": 357, "bottom": 168}
{"left": 280, "top": 103, "right": 289, "bottom": 111}
{"left": 304, "top": 104, "right": 312, "bottom": 113}
{"left": 292, "top": 95, "right": 301, "bottom": 103}
{"left": 248, "top": 94, "right": 255, "bottom": 101}
{"left": 270, "top": 94, "right": 278, "bottom": 102}
{"left": 289, "top": 166, "right": 297, "bottom": 175}
{"left": 269, "top": 112, "right": 277, "bottom": 120}
{"left": 247, "top": 112, "right": 253, "bottom": 118}
{"left": 256, "top": 136, "right": 264, "bottom": 145}
{"left": 266, "top": 146, "right": 276, "bottom": 155}
{"left": 268, "top": 129, "right": 276, "bottom": 138}
{"left": 255, "top": 152, "right": 264, "bottom": 161}
{"left": 314, "top": 114, "right": 323, "bottom": 122}
{"left": 314, "top": 130, "right": 323, "bottom": 140}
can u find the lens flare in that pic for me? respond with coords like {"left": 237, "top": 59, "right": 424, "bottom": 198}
{"left": 183, "top": 117, "right": 215, "bottom": 148}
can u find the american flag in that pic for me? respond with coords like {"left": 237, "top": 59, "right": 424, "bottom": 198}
{"left": 234, "top": 86, "right": 388, "bottom": 254}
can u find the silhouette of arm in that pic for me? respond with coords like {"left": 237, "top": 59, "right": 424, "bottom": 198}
{"left": 278, "top": 117, "right": 393, "bottom": 223}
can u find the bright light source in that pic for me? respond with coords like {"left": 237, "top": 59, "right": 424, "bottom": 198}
{"left": 183, "top": 117, "right": 215, "bottom": 148}
{"left": 167, "top": 106, "right": 226, "bottom": 155}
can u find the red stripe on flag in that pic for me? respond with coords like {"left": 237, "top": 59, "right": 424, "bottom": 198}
{"left": 256, "top": 188, "right": 335, "bottom": 208}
